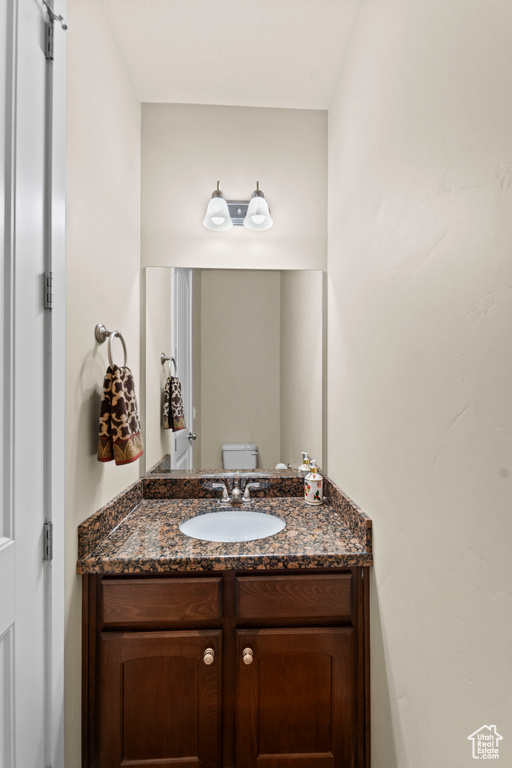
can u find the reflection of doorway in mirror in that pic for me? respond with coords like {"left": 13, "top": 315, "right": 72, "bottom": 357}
{"left": 172, "top": 268, "right": 194, "bottom": 469}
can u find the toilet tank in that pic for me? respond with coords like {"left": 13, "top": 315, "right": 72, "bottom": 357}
{"left": 222, "top": 443, "right": 258, "bottom": 470}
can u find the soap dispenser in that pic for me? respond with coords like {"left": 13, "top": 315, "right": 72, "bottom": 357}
{"left": 304, "top": 460, "right": 323, "bottom": 506}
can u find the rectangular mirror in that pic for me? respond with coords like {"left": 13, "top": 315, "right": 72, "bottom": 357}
{"left": 143, "top": 267, "right": 325, "bottom": 473}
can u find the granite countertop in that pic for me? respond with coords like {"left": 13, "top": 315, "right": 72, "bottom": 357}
{"left": 77, "top": 474, "right": 373, "bottom": 574}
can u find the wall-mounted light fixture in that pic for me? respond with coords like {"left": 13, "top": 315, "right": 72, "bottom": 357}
{"left": 203, "top": 181, "right": 273, "bottom": 232}
{"left": 202, "top": 181, "right": 233, "bottom": 231}
{"left": 243, "top": 182, "right": 273, "bottom": 231}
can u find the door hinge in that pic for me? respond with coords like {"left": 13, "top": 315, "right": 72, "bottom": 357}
{"left": 43, "top": 1, "right": 68, "bottom": 61}
{"left": 43, "top": 521, "right": 53, "bottom": 561}
{"left": 44, "top": 271, "right": 53, "bottom": 309}
{"left": 44, "top": 17, "right": 55, "bottom": 61}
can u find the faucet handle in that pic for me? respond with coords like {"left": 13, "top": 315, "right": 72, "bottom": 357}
{"left": 212, "top": 482, "right": 229, "bottom": 502}
{"left": 243, "top": 482, "right": 261, "bottom": 502}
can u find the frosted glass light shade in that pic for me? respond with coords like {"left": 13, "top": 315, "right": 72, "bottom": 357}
{"left": 203, "top": 196, "right": 233, "bottom": 231}
{"left": 243, "top": 195, "right": 273, "bottom": 231}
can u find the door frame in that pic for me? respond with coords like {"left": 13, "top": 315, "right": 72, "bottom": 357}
{"left": 171, "top": 267, "right": 194, "bottom": 469}
{"left": 45, "top": 1, "right": 66, "bottom": 765}
{"left": 1, "top": 1, "right": 66, "bottom": 766}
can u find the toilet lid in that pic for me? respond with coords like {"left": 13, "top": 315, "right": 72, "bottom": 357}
{"left": 222, "top": 443, "right": 258, "bottom": 452}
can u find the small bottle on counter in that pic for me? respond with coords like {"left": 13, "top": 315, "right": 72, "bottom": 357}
{"left": 298, "top": 451, "right": 311, "bottom": 477}
{"left": 304, "top": 460, "right": 323, "bottom": 506}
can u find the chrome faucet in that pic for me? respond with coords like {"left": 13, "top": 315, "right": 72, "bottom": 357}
{"left": 212, "top": 475, "right": 260, "bottom": 506}
{"left": 212, "top": 477, "right": 243, "bottom": 506}
{"left": 229, "top": 475, "right": 243, "bottom": 506}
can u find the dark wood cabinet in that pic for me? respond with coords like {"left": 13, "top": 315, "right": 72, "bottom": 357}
{"left": 98, "top": 630, "right": 222, "bottom": 768}
{"left": 236, "top": 628, "right": 355, "bottom": 768}
{"left": 83, "top": 569, "right": 369, "bottom": 768}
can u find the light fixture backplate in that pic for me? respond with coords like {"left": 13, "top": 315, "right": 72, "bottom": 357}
{"left": 227, "top": 201, "right": 249, "bottom": 226}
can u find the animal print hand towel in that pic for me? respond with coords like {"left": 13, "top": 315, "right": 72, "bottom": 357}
{"left": 98, "top": 366, "right": 144, "bottom": 465}
{"left": 162, "top": 376, "right": 186, "bottom": 432}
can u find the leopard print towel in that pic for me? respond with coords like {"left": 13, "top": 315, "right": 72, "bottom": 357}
{"left": 98, "top": 366, "right": 144, "bottom": 465}
{"left": 162, "top": 376, "right": 186, "bottom": 432}
{"left": 162, "top": 377, "right": 171, "bottom": 430}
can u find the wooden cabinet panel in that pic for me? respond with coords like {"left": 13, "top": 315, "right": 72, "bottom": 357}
{"left": 100, "top": 577, "right": 222, "bottom": 628}
{"left": 236, "top": 574, "right": 352, "bottom": 624}
{"left": 84, "top": 569, "right": 369, "bottom": 768}
{"left": 98, "top": 630, "right": 221, "bottom": 768}
{"left": 236, "top": 628, "right": 355, "bottom": 768}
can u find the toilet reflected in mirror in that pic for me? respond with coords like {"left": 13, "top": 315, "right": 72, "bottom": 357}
{"left": 222, "top": 443, "right": 259, "bottom": 470}
{"left": 143, "top": 268, "right": 325, "bottom": 473}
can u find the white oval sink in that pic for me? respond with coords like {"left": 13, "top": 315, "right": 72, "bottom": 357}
{"left": 179, "top": 509, "right": 285, "bottom": 543}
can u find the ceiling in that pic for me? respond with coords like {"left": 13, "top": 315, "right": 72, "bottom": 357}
{"left": 103, "top": 0, "right": 360, "bottom": 110}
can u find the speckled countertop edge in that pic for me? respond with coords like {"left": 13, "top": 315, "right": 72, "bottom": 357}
{"left": 77, "top": 478, "right": 143, "bottom": 560}
{"left": 77, "top": 473, "right": 373, "bottom": 574}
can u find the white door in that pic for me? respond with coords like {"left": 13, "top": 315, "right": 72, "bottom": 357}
{"left": 0, "top": 2, "right": 66, "bottom": 767}
{"left": 0, "top": 5, "right": 15, "bottom": 766}
{"left": 171, "top": 268, "right": 194, "bottom": 469}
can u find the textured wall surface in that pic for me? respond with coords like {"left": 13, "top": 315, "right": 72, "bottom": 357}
{"left": 65, "top": 0, "right": 141, "bottom": 763}
{"left": 328, "top": 0, "right": 512, "bottom": 764}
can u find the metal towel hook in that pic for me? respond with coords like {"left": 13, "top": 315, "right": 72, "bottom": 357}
{"left": 95, "top": 324, "right": 128, "bottom": 369}
{"left": 42, "top": 1, "right": 68, "bottom": 29}
{"left": 161, "top": 353, "right": 177, "bottom": 377}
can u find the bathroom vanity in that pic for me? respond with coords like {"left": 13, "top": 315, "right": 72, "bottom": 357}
{"left": 78, "top": 471, "right": 372, "bottom": 768}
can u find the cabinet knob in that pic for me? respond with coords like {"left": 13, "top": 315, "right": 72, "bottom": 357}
{"left": 203, "top": 647, "right": 215, "bottom": 665}
{"left": 242, "top": 647, "right": 254, "bottom": 665}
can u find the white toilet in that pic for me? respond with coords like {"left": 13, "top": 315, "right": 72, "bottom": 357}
{"left": 222, "top": 442, "right": 259, "bottom": 470}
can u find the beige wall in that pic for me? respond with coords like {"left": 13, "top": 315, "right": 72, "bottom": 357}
{"left": 65, "top": 0, "right": 141, "bottom": 764}
{"left": 141, "top": 104, "right": 327, "bottom": 271}
{"left": 142, "top": 268, "right": 173, "bottom": 471}
{"left": 280, "top": 271, "right": 323, "bottom": 468}
{"left": 328, "top": 0, "right": 512, "bottom": 765}
{"left": 200, "top": 270, "right": 281, "bottom": 469}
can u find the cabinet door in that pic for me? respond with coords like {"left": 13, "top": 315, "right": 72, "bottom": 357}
{"left": 236, "top": 628, "right": 355, "bottom": 768}
{"left": 99, "top": 630, "right": 221, "bottom": 768}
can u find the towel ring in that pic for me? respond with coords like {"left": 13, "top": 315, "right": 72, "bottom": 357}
{"left": 95, "top": 324, "right": 128, "bottom": 369}
{"left": 108, "top": 331, "right": 127, "bottom": 369}
{"left": 161, "top": 353, "right": 177, "bottom": 377}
